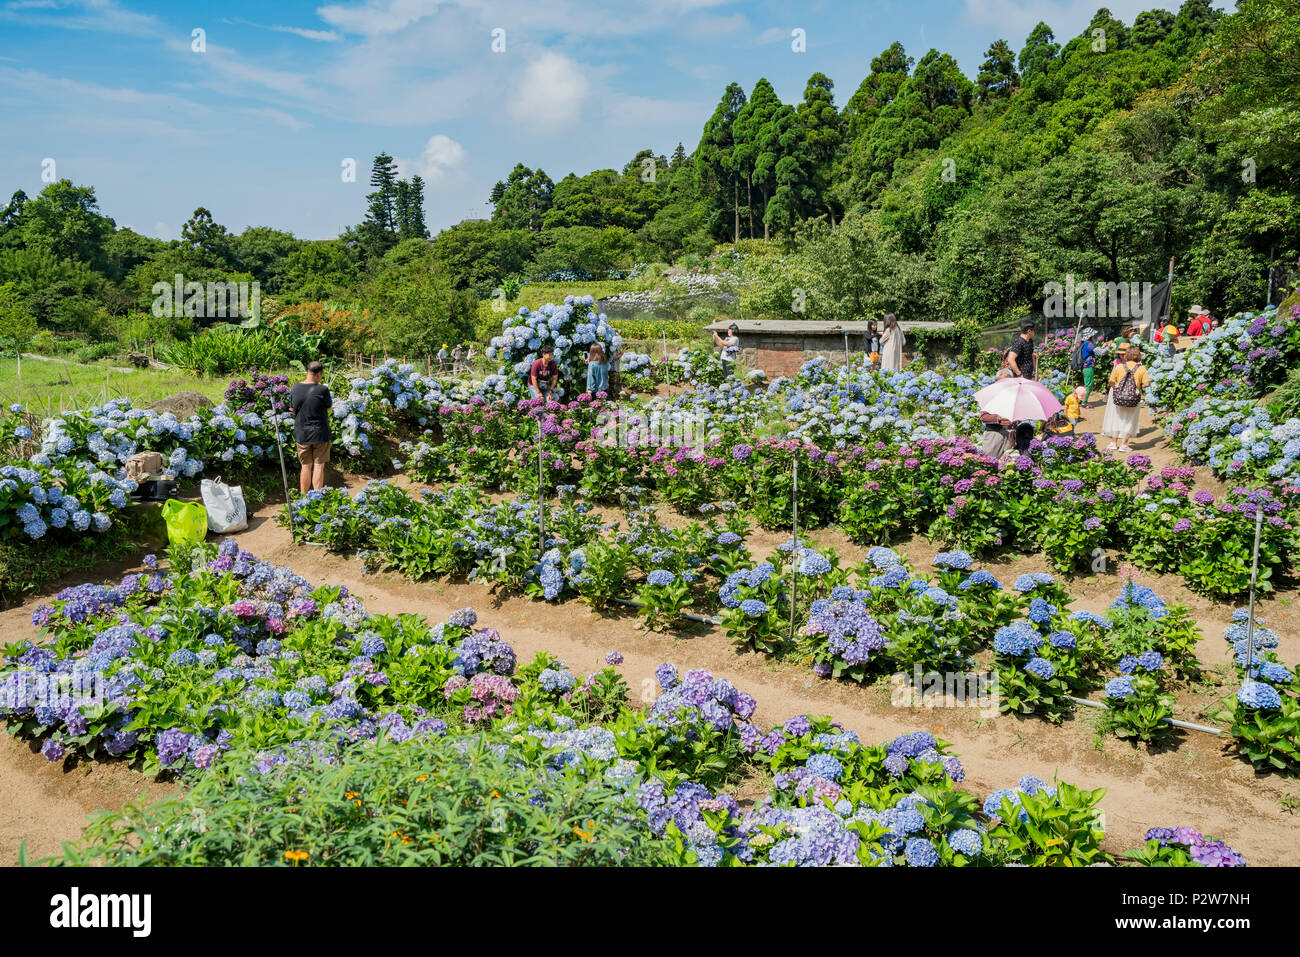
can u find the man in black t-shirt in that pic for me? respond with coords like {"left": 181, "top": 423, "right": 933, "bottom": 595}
{"left": 1008, "top": 322, "right": 1036, "bottom": 379}
{"left": 290, "top": 360, "right": 333, "bottom": 494}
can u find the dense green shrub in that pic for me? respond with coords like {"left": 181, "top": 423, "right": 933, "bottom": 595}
{"left": 58, "top": 734, "right": 673, "bottom": 866}
{"left": 159, "top": 327, "right": 291, "bottom": 375}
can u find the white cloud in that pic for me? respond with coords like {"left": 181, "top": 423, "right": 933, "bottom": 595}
{"left": 0, "top": 65, "right": 211, "bottom": 113}
{"left": 268, "top": 24, "right": 342, "bottom": 42}
{"left": 317, "top": 0, "right": 744, "bottom": 41}
{"left": 219, "top": 18, "right": 343, "bottom": 42}
{"left": 166, "top": 37, "right": 319, "bottom": 102}
{"left": 242, "top": 107, "right": 311, "bottom": 131}
{"left": 508, "top": 51, "right": 590, "bottom": 131}
{"left": 603, "top": 94, "right": 708, "bottom": 128}
{"left": 397, "top": 133, "right": 466, "bottom": 183}
{"left": 0, "top": 0, "right": 159, "bottom": 35}
{"left": 684, "top": 12, "right": 747, "bottom": 36}
{"left": 316, "top": 0, "right": 446, "bottom": 37}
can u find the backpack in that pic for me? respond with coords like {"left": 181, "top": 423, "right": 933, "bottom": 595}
{"left": 125, "top": 451, "right": 164, "bottom": 483}
{"left": 1068, "top": 342, "right": 1085, "bottom": 371}
{"left": 1113, "top": 365, "right": 1141, "bottom": 407}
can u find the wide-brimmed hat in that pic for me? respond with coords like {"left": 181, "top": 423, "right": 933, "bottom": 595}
{"left": 1189, "top": 305, "right": 1206, "bottom": 315}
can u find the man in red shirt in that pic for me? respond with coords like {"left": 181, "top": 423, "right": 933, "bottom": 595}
{"left": 1185, "top": 306, "right": 1206, "bottom": 338}
{"left": 529, "top": 345, "right": 559, "bottom": 401}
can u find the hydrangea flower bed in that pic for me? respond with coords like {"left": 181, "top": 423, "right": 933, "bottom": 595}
{"left": 4, "top": 546, "right": 1251, "bottom": 867}
{"left": 373, "top": 361, "right": 1298, "bottom": 597}
{"left": 1221, "top": 610, "right": 1300, "bottom": 773}
{"left": 485, "top": 296, "right": 622, "bottom": 394}
{"left": 1164, "top": 397, "right": 1300, "bottom": 486}
{"left": 1145, "top": 304, "right": 1300, "bottom": 412}
{"left": 279, "top": 482, "right": 1298, "bottom": 760}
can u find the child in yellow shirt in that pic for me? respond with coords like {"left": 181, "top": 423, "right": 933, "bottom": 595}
{"left": 1064, "top": 386, "right": 1083, "bottom": 427}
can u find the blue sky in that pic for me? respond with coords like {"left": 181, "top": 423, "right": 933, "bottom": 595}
{"left": 0, "top": 0, "right": 1188, "bottom": 240}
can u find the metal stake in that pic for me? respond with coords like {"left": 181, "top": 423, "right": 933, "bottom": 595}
{"left": 789, "top": 454, "right": 799, "bottom": 643}
{"left": 537, "top": 414, "right": 546, "bottom": 561}
{"left": 1245, "top": 506, "right": 1265, "bottom": 678}
{"left": 270, "top": 394, "right": 296, "bottom": 542}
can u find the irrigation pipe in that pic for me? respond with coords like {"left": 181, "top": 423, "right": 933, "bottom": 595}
{"left": 1064, "top": 695, "right": 1224, "bottom": 736}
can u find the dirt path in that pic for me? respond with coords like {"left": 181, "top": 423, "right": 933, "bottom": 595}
{"left": 2, "top": 403, "right": 1298, "bottom": 865}
{"left": 0, "top": 734, "right": 176, "bottom": 865}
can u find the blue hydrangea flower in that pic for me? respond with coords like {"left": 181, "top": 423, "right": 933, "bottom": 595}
{"left": 1024, "top": 657, "right": 1055, "bottom": 680}
{"left": 805, "top": 752, "right": 843, "bottom": 781}
{"left": 947, "top": 828, "right": 982, "bottom": 857}
{"left": 1237, "top": 681, "right": 1281, "bottom": 710}
{"left": 1105, "top": 677, "right": 1135, "bottom": 701}
{"left": 904, "top": 837, "right": 939, "bottom": 867}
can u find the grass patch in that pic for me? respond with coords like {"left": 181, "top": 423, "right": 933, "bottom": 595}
{"left": 0, "top": 356, "right": 269, "bottom": 413}
{"left": 507, "top": 281, "right": 645, "bottom": 308}
{"left": 0, "top": 516, "right": 151, "bottom": 606}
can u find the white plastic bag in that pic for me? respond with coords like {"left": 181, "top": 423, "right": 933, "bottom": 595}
{"left": 200, "top": 477, "right": 248, "bottom": 533}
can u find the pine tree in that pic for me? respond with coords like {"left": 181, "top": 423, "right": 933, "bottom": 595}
{"left": 395, "top": 176, "right": 429, "bottom": 240}
{"left": 366, "top": 154, "right": 399, "bottom": 234}
{"left": 764, "top": 103, "right": 814, "bottom": 236}
{"left": 797, "top": 72, "right": 843, "bottom": 224}
{"left": 360, "top": 153, "right": 400, "bottom": 259}
{"left": 694, "top": 82, "right": 746, "bottom": 242}
{"left": 976, "top": 39, "right": 1019, "bottom": 102}
{"left": 490, "top": 164, "right": 553, "bottom": 231}
{"left": 180, "top": 207, "right": 232, "bottom": 268}
{"left": 407, "top": 175, "right": 428, "bottom": 238}
{"left": 1131, "top": 9, "right": 1175, "bottom": 46}
{"left": 1018, "top": 22, "right": 1059, "bottom": 82}
{"left": 394, "top": 180, "right": 413, "bottom": 241}
{"left": 0, "top": 190, "right": 27, "bottom": 249}
{"left": 733, "top": 78, "right": 783, "bottom": 239}
{"left": 842, "top": 43, "right": 913, "bottom": 141}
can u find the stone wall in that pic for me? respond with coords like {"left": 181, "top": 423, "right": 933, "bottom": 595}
{"left": 738, "top": 333, "right": 958, "bottom": 377}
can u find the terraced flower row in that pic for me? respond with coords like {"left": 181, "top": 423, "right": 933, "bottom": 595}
{"left": 0, "top": 540, "right": 1248, "bottom": 866}
{"left": 286, "top": 484, "right": 1298, "bottom": 770}
{"left": 395, "top": 387, "right": 1296, "bottom": 598}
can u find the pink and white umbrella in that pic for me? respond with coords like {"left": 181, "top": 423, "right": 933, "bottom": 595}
{"left": 973, "top": 378, "right": 1063, "bottom": 421}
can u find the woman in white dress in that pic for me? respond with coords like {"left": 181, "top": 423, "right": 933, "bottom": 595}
{"left": 1101, "top": 345, "right": 1149, "bottom": 452}
{"left": 879, "top": 313, "right": 905, "bottom": 371}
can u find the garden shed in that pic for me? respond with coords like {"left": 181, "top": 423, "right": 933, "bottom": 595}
{"left": 703, "top": 319, "right": 957, "bottom": 377}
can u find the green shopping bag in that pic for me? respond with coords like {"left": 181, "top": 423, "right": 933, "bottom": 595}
{"left": 161, "top": 499, "right": 208, "bottom": 547}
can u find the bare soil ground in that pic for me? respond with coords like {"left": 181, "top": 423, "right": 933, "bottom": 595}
{"left": 3, "top": 403, "right": 1299, "bottom": 865}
